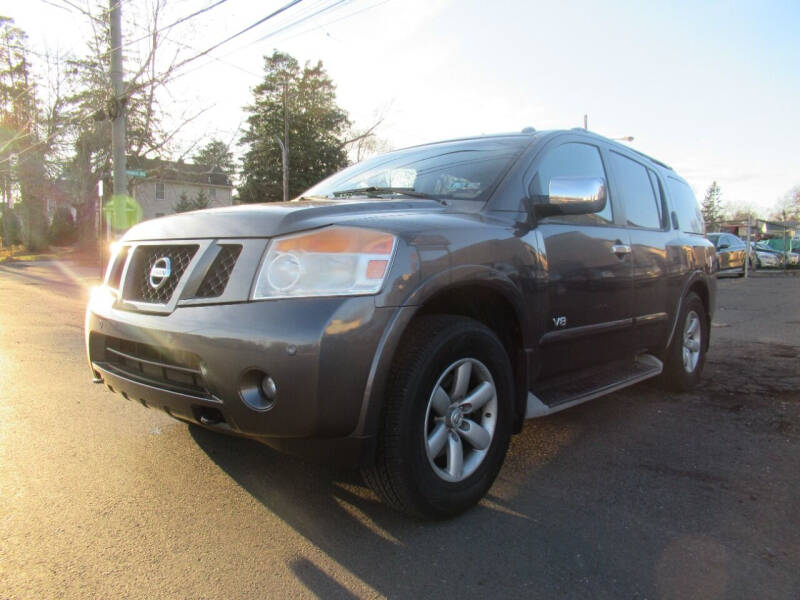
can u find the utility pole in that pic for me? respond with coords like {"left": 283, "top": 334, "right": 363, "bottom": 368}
{"left": 744, "top": 213, "right": 751, "bottom": 278}
{"left": 282, "top": 78, "right": 289, "bottom": 202}
{"left": 583, "top": 114, "right": 588, "bottom": 130}
{"left": 109, "top": 0, "right": 126, "bottom": 233}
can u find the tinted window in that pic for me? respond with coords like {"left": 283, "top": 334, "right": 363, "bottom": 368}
{"left": 666, "top": 177, "right": 704, "bottom": 234}
{"left": 609, "top": 151, "right": 661, "bottom": 229}
{"left": 724, "top": 234, "right": 744, "bottom": 248}
{"left": 305, "top": 137, "right": 530, "bottom": 202}
{"left": 529, "top": 142, "right": 613, "bottom": 225}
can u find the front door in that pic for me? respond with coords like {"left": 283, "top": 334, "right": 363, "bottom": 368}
{"left": 529, "top": 141, "right": 634, "bottom": 378}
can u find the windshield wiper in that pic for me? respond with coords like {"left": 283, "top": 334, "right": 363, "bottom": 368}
{"left": 331, "top": 186, "right": 434, "bottom": 200}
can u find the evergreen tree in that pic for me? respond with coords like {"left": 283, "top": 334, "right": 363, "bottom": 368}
{"left": 193, "top": 139, "right": 234, "bottom": 176}
{"left": 702, "top": 181, "right": 723, "bottom": 232}
{"left": 238, "top": 51, "right": 350, "bottom": 203}
{"left": 173, "top": 189, "right": 210, "bottom": 213}
{"left": 0, "top": 17, "right": 48, "bottom": 251}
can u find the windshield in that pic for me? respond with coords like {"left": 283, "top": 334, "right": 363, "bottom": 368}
{"left": 304, "top": 136, "right": 531, "bottom": 202}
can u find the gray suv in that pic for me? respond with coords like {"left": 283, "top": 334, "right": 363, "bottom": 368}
{"left": 86, "top": 129, "right": 716, "bottom": 517}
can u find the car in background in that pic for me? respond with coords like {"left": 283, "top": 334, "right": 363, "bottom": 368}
{"left": 760, "top": 238, "right": 800, "bottom": 267}
{"left": 707, "top": 232, "right": 754, "bottom": 276}
{"left": 753, "top": 242, "right": 785, "bottom": 269}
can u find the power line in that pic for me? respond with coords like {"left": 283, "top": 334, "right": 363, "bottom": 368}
{"left": 253, "top": 0, "right": 350, "bottom": 43}
{"left": 172, "top": 0, "right": 355, "bottom": 82}
{"left": 172, "top": 0, "right": 305, "bottom": 67}
{"left": 123, "top": 0, "right": 307, "bottom": 95}
{"left": 279, "top": 0, "right": 394, "bottom": 43}
{"left": 101, "top": 0, "right": 233, "bottom": 58}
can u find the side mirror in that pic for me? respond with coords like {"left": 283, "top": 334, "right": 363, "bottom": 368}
{"left": 532, "top": 176, "right": 607, "bottom": 217}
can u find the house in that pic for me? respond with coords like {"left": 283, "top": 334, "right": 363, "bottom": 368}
{"left": 44, "top": 179, "right": 79, "bottom": 222}
{"left": 126, "top": 157, "right": 234, "bottom": 220}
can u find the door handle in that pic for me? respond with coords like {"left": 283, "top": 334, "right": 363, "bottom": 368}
{"left": 611, "top": 244, "right": 631, "bottom": 256}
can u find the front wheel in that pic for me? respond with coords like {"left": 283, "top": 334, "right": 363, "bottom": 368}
{"left": 362, "top": 315, "right": 513, "bottom": 518}
{"left": 660, "top": 292, "right": 708, "bottom": 392}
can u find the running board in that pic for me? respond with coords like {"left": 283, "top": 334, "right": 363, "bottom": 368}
{"left": 525, "top": 354, "right": 663, "bottom": 419}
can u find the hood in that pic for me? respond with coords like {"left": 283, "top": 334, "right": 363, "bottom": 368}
{"left": 121, "top": 197, "right": 446, "bottom": 241}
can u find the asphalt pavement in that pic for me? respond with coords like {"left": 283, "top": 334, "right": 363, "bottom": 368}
{"left": 1, "top": 261, "right": 798, "bottom": 599}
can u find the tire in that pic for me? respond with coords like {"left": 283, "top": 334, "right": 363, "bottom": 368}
{"left": 660, "top": 292, "right": 708, "bottom": 392}
{"left": 362, "top": 315, "right": 513, "bottom": 518}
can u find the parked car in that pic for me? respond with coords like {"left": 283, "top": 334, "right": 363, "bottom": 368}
{"left": 753, "top": 242, "right": 786, "bottom": 268}
{"left": 86, "top": 129, "right": 716, "bottom": 517}
{"left": 760, "top": 238, "right": 800, "bottom": 266}
{"left": 707, "top": 232, "right": 755, "bottom": 276}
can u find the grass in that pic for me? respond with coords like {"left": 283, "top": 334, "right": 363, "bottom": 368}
{"left": 0, "top": 244, "right": 59, "bottom": 263}
{"left": 0, "top": 244, "right": 101, "bottom": 266}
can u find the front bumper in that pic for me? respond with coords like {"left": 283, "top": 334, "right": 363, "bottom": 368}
{"left": 86, "top": 288, "right": 397, "bottom": 466}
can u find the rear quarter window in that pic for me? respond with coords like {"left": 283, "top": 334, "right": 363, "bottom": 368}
{"left": 666, "top": 177, "right": 704, "bottom": 234}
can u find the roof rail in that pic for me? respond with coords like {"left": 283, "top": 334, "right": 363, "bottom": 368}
{"left": 570, "top": 129, "right": 673, "bottom": 171}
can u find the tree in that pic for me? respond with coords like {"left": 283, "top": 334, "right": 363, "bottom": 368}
{"left": 238, "top": 51, "right": 351, "bottom": 203}
{"left": 772, "top": 186, "right": 800, "bottom": 222}
{"left": 64, "top": 0, "right": 210, "bottom": 243}
{"left": 702, "top": 181, "right": 723, "bottom": 232}
{"left": 193, "top": 139, "right": 234, "bottom": 175}
{"left": 0, "top": 17, "right": 51, "bottom": 251}
{"left": 173, "top": 189, "right": 209, "bottom": 213}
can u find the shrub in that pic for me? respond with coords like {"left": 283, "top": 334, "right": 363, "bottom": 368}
{"left": 0, "top": 207, "right": 22, "bottom": 246}
{"left": 48, "top": 206, "right": 78, "bottom": 245}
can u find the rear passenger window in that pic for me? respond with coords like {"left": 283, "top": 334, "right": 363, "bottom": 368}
{"left": 530, "top": 142, "right": 613, "bottom": 226}
{"left": 666, "top": 177, "right": 704, "bottom": 234}
{"left": 609, "top": 151, "right": 662, "bottom": 229}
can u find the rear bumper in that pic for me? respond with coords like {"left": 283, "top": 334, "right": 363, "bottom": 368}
{"left": 86, "top": 288, "right": 398, "bottom": 466}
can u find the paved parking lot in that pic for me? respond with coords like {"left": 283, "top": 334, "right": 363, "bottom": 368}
{"left": 1, "top": 263, "right": 798, "bottom": 599}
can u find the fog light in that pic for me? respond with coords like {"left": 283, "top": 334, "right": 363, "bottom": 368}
{"left": 261, "top": 375, "right": 277, "bottom": 401}
{"left": 239, "top": 369, "right": 277, "bottom": 411}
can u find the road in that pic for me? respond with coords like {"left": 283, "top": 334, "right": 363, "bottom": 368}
{"left": 1, "top": 261, "right": 799, "bottom": 599}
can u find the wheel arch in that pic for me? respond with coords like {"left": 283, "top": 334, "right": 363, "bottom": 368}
{"left": 665, "top": 272, "right": 713, "bottom": 352}
{"left": 356, "top": 272, "right": 530, "bottom": 465}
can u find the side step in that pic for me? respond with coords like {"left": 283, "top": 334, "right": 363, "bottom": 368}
{"left": 525, "top": 354, "right": 663, "bottom": 419}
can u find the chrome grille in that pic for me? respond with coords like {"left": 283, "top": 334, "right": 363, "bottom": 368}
{"left": 125, "top": 245, "right": 198, "bottom": 304}
{"left": 195, "top": 245, "right": 241, "bottom": 298}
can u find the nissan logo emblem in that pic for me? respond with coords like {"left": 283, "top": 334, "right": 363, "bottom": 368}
{"left": 148, "top": 257, "right": 172, "bottom": 289}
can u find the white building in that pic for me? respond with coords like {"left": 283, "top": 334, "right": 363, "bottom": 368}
{"left": 127, "top": 157, "right": 234, "bottom": 220}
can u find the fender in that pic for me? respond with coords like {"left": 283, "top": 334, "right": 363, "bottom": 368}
{"left": 353, "top": 265, "right": 531, "bottom": 459}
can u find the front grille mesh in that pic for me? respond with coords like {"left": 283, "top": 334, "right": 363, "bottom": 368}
{"left": 195, "top": 245, "right": 242, "bottom": 298}
{"left": 125, "top": 245, "right": 198, "bottom": 304}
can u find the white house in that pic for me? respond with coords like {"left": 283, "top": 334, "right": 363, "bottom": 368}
{"left": 127, "top": 157, "right": 234, "bottom": 220}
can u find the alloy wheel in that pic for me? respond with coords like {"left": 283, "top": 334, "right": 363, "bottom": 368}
{"left": 423, "top": 358, "right": 498, "bottom": 482}
{"left": 682, "top": 310, "right": 702, "bottom": 373}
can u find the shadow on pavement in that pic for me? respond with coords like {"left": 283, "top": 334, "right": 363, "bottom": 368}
{"left": 185, "top": 373, "right": 795, "bottom": 600}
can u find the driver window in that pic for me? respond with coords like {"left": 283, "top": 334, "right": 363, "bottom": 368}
{"left": 530, "top": 143, "right": 614, "bottom": 226}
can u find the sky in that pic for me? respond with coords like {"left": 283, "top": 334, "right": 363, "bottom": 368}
{"left": 9, "top": 0, "right": 800, "bottom": 215}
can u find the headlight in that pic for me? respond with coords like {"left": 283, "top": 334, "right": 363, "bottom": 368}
{"left": 252, "top": 226, "right": 397, "bottom": 300}
{"left": 756, "top": 252, "right": 775, "bottom": 264}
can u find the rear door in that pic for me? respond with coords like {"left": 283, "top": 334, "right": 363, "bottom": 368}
{"left": 528, "top": 139, "right": 634, "bottom": 377}
{"left": 605, "top": 150, "right": 675, "bottom": 353}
